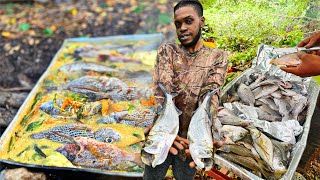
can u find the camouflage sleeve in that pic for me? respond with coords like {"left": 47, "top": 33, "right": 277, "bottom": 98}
{"left": 201, "top": 50, "right": 228, "bottom": 117}
{"left": 152, "top": 44, "right": 175, "bottom": 110}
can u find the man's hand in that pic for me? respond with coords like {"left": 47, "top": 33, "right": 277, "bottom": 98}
{"left": 281, "top": 52, "right": 320, "bottom": 77}
{"left": 185, "top": 139, "right": 224, "bottom": 168}
{"left": 169, "top": 135, "right": 190, "bottom": 155}
{"left": 298, "top": 32, "right": 320, "bottom": 48}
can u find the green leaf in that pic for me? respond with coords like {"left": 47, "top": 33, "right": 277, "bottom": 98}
{"left": 18, "top": 23, "right": 30, "bottom": 32}
{"left": 8, "top": 135, "right": 16, "bottom": 153}
{"left": 26, "top": 120, "right": 44, "bottom": 131}
{"left": 128, "top": 105, "right": 135, "bottom": 114}
{"left": 20, "top": 111, "right": 35, "bottom": 125}
{"left": 43, "top": 27, "right": 53, "bottom": 36}
{"left": 158, "top": 13, "right": 171, "bottom": 25}
{"left": 133, "top": 6, "right": 144, "bottom": 14}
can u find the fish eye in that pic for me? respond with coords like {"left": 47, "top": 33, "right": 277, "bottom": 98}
{"left": 106, "top": 138, "right": 113, "bottom": 143}
{"left": 146, "top": 140, "right": 152, "bottom": 145}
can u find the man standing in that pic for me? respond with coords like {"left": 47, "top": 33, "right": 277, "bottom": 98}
{"left": 143, "top": 0, "right": 228, "bottom": 179}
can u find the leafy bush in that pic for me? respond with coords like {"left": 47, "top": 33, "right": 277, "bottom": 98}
{"left": 199, "top": 0, "right": 319, "bottom": 69}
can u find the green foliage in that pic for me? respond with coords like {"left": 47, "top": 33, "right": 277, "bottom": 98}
{"left": 201, "top": 0, "right": 315, "bottom": 69}
{"left": 158, "top": 13, "right": 172, "bottom": 25}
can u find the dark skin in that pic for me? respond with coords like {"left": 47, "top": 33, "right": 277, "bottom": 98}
{"left": 281, "top": 32, "right": 320, "bottom": 77}
{"left": 145, "top": 6, "right": 224, "bottom": 168}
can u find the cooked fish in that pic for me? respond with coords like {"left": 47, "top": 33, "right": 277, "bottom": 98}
{"left": 30, "top": 124, "right": 121, "bottom": 144}
{"left": 270, "top": 53, "right": 301, "bottom": 67}
{"left": 56, "top": 137, "right": 143, "bottom": 170}
{"left": 59, "top": 62, "right": 118, "bottom": 73}
{"left": 97, "top": 108, "right": 156, "bottom": 128}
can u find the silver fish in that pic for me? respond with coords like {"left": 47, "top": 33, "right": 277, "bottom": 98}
{"left": 187, "top": 89, "right": 219, "bottom": 170}
{"left": 59, "top": 62, "right": 118, "bottom": 73}
{"left": 142, "top": 84, "right": 181, "bottom": 168}
{"left": 256, "top": 107, "right": 282, "bottom": 122}
{"left": 248, "top": 126, "right": 274, "bottom": 170}
{"left": 254, "top": 85, "right": 279, "bottom": 99}
{"left": 291, "top": 95, "right": 308, "bottom": 120}
{"left": 218, "top": 152, "right": 275, "bottom": 180}
{"left": 237, "top": 84, "right": 255, "bottom": 106}
{"left": 221, "top": 125, "right": 248, "bottom": 142}
{"left": 273, "top": 98, "right": 291, "bottom": 121}
{"left": 217, "top": 107, "right": 251, "bottom": 127}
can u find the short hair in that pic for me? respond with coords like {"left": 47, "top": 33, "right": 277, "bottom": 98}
{"left": 174, "top": 0, "right": 203, "bottom": 17}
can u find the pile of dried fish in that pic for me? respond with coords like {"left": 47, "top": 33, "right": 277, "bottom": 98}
{"left": 216, "top": 71, "right": 310, "bottom": 179}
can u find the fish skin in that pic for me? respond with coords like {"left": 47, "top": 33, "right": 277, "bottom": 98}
{"left": 59, "top": 62, "right": 118, "bottom": 73}
{"left": 142, "top": 84, "right": 181, "bottom": 168}
{"left": 31, "top": 124, "right": 121, "bottom": 144}
{"left": 39, "top": 99, "right": 102, "bottom": 120}
{"left": 221, "top": 125, "right": 248, "bottom": 142}
{"left": 57, "top": 76, "right": 152, "bottom": 101}
{"left": 30, "top": 124, "right": 95, "bottom": 143}
{"left": 254, "top": 85, "right": 279, "bottom": 99}
{"left": 248, "top": 74, "right": 265, "bottom": 90}
{"left": 273, "top": 98, "right": 291, "bottom": 121}
{"left": 255, "top": 107, "right": 282, "bottom": 122}
{"left": 218, "top": 152, "right": 275, "bottom": 180}
{"left": 217, "top": 108, "right": 251, "bottom": 127}
{"left": 187, "top": 89, "right": 219, "bottom": 170}
{"left": 291, "top": 95, "right": 308, "bottom": 120}
{"left": 258, "top": 98, "right": 278, "bottom": 112}
{"left": 271, "top": 140, "right": 292, "bottom": 167}
{"left": 56, "top": 137, "right": 143, "bottom": 170}
{"left": 248, "top": 126, "right": 274, "bottom": 170}
{"left": 94, "top": 127, "right": 122, "bottom": 143}
{"left": 97, "top": 109, "right": 156, "bottom": 128}
{"left": 237, "top": 84, "right": 255, "bottom": 106}
{"left": 270, "top": 53, "right": 301, "bottom": 67}
{"left": 270, "top": 91, "right": 282, "bottom": 99}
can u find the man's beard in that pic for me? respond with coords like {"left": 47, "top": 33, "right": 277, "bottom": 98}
{"left": 180, "top": 25, "right": 202, "bottom": 48}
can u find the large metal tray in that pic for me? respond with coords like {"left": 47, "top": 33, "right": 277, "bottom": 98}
{"left": 0, "top": 33, "right": 164, "bottom": 178}
{"left": 214, "top": 46, "right": 320, "bottom": 180}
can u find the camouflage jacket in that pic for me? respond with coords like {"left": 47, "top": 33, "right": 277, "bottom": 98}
{"left": 153, "top": 43, "right": 228, "bottom": 138}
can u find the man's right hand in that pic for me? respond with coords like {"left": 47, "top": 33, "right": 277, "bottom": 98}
{"left": 298, "top": 32, "right": 320, "bottom": 48}
{"left": 169, "top": 135, "right": 190, "bottom": 155}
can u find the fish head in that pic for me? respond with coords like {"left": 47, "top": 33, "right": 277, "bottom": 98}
{"left": 140, "top": 149, "right": 153, "bottom": 166}
{"left": 190, "top": 143, "right": 214, "bottom": 171}
{"left": 39, "top": 100, "right": 62, "bottom": 115}
{"left": 94, "top": 127, "right": 122, "bottom": 143}
{"left": 56, "top": 143, "right": 80, "bottom": 162}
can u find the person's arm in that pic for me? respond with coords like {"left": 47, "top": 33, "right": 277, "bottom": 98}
{"left": 201, "top": 51, "right": 229, "bottom": 114}
{"left": 152, "top": 44, "right": 175, "bottom": 110}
